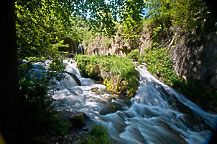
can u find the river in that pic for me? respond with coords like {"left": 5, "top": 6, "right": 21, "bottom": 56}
{"left": 31, "top": 58, "right": 217, "bottom": 144}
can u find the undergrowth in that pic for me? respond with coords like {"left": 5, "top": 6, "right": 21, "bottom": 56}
{"left": 82, "top": 123, "right": 110, "bottom": 144}
{"left": 143, "top": 43, "right": 179, "bottom": 86}
{"left": 18, "top": 58, "right": 70, "bottom": 137}
{"left": 127, "top": 49, "right": 143, "bottom": 64}
{"left": 75, "top": 55, "right": 139, "bottom": 98}
{"left": 143, "top": 43, "right": 217, "bottom": 107}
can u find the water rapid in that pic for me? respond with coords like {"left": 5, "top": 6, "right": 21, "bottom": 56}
{"left": 30, "top": 59, "right": 217, "bottom": 144}
{"left": 98, "top": 65, "right": 217, "bottom": 144}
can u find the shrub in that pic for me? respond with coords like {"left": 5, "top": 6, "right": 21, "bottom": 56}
{"left": 75, "top": 55, "right": 139, "bottom": 98}
{"left": 18, "top": 58, "right": 70, "bottom": 136}
{"left": 143, "top": 44, "right": 179, "bottom": 86}
{"left": 127, "top": 49, "right": 143, "bottom": 64}
{"left": 127, "top": 49, "right": 140, "bottom": 60}
{"left": 143, "top": 43, "right": 217, "bottom": 107}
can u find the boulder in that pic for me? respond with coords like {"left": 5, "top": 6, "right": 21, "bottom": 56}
{"left": 91, "top": 87, "right": 99, "bottom": 92}
{"left": 69, "top": 113, "right": 87, "bottom": 129}
{"left": 58, "top": 111, "right": 88, "bottom": 130}
{"left": 64, "top": 71, "right": 81, "bottom": 86}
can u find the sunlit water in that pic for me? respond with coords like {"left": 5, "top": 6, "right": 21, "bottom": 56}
{"left": 30, "top": 59, "right": 217, "bottom": 144}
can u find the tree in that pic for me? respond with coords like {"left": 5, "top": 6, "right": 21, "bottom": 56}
{"left": 16, "top": 0, "right": 77, "bottom": 59}
{"left": 171, "top": 0, "right": 212, "bottom": 35}
{"left": 0, "top": 0, "right": 24, "bottom": 143}
{"left": 1, "top": 0, "right": 74, "bottom": 142}
{"left": 122, "top": 0, "right": 145, "bottom": 52}
{"left": 82, "top": 0, "right": 124, "bottom": 36}
{"left": 145, "top": 0, "right": 213, "bottom": 34}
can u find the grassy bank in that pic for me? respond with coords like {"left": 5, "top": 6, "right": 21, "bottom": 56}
{"left": 142, "top": 45, "right": 217, "bottom": 108}
{"left": 75, "top": 55, "right": 139, "bottom": 98}
{"left": 82, "top": 123, "right": 110, "bottom": 144}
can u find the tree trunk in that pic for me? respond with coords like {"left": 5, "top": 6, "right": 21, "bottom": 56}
{"left": 0, "top": 1, "right": 24, "bottom": 143}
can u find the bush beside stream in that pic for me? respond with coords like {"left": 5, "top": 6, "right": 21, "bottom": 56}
{"left": 143, "top": 44, "right": 217, "bottom": 109}
{"left": 75, "top": 55, "right": 139, "bottom": 98}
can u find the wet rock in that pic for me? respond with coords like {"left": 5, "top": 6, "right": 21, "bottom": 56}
{"left": 69, "top": 113, "right": 87, "bottom": 129}
{"left": 34, "top": 132, "right": 87, "bottom": 144}
{"left": 58, "top": 111, "right": 88, "bottom": 130}
{"left": 95, "top": 90, "right": 105, "bottom": 95}
{"left": 83, "top": 127, "right": 89, "bottom": 131}
{"left": 91, "top": 87, "right": 99, "bottom": 92}
{"left": 64, "top": 71, "right": 81, "bottom": 86}
{"left": 99, "top": 104, "right": 117, "bottom": 115}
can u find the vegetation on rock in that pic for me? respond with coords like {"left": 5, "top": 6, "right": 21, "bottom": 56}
{"left": 127, "top": 49, "right": 143, "bottom": 64}
{"left": 142, "top": 0, "right": 217, "bottom": 107}
{"left": 75, "top": 55, "right": 139, "bottom": 98}
{"left": 143, "top": 43, "right": 217, "bottom": 107}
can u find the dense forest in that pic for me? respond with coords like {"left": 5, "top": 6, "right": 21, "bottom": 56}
{"left": 1, "top": 0, "right": 217, "bottom": 143}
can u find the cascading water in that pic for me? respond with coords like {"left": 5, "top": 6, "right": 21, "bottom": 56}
{"left": 30, "top": 59, "right": 217, "bottom": 144}
{"left": 97, "top": 65, "right": 217, "bottom": 144}
{"left": 52, "top": 59, "right": 131, "bottom": 117}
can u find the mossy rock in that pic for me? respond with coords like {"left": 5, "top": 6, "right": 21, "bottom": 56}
{"left": 75, "top": 55, "right": 139, "bottom": 98}
{"left": 91, "top": 87, "right": 99, "bottom": 92}
{"left": 69, "top": 113, "right": 87, "bottom": 129}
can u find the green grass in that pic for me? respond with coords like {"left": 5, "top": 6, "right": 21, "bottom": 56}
{"left": 127, "top": 49, "right": 143, "bottom": 64}
{"left": 75, "top": 55, "right": 139, "bottom": 98}
{"left": 82, "top": 123, "right": 110, "bottom": 144}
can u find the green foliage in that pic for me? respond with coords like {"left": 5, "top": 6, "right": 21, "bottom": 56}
{"left": 82, "top": 123, "right": 110, "bottom": 144}
{"left": 75, "top": 55, "right": 139, "bottom": 98}
{"left": 122, "top": 0, "right": 145, "bottom": 50}
{"left": 143, "top": 43, "right": 217, "bottom": 106}
{"left": 18, "top": 60, "right": 70, "bottom": 136}
{"left": 66, "top": 0, "right": 124, "bottom": 36}
{"left": 16, "top": 0, "right": 82, "bottom": 59}
{"left": 122, "top": 0, "right": 144, "bottom": 36}
{"left": 143, "top": 43, "right": 179, "bottom": 85}
{"left": 145, "top": 0, "right": 173, "bottom": 41}
{"left": 127, "top": 49, "right": 143, "bottom": 64}
{"left": 145, "top": 0, "right": 215, "bottom": 42}
{"left": 144, "top": 0, "right": 217, "bottom": 107}
{"left": 171, "top": 0, "right": 213, "bottom": 34}
{"left": 16, "top": 0, "right": 80, "bottom": 138}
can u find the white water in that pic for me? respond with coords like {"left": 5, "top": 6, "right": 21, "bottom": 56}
{"left": 52, "top": 59, "right": 125, "bottom": 117}
{"left": 98, "top": 65, "right": 217, "bottom": 144}
{"left": 29, "top": 59, "right": 217, "bottom": 144}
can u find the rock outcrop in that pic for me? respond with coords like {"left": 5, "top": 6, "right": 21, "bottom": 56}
{"left": 83, "top": 24, "right": 217, "bottom": 90}
{"left": 173, "top": 33, "right": 217, "bottom": 89}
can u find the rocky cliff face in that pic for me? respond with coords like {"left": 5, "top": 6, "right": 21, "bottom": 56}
{"left": 140, "top": 25, "right": 217, "bottom": 90}
{"left": 83, "top": 34, "right": 127, "bottom": 56}
{"left": 83, "top": 24, "right": 152, "bottom": 57}
{"left": 83, "top": 25, "right": 217, "bottom": 90}
{"left": 173, "top": 33, "right": 217, "bottom": 89}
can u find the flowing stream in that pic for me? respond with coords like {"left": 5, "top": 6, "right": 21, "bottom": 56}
{"left": 30, "top": 59, "right": 217, "bottom": 144}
